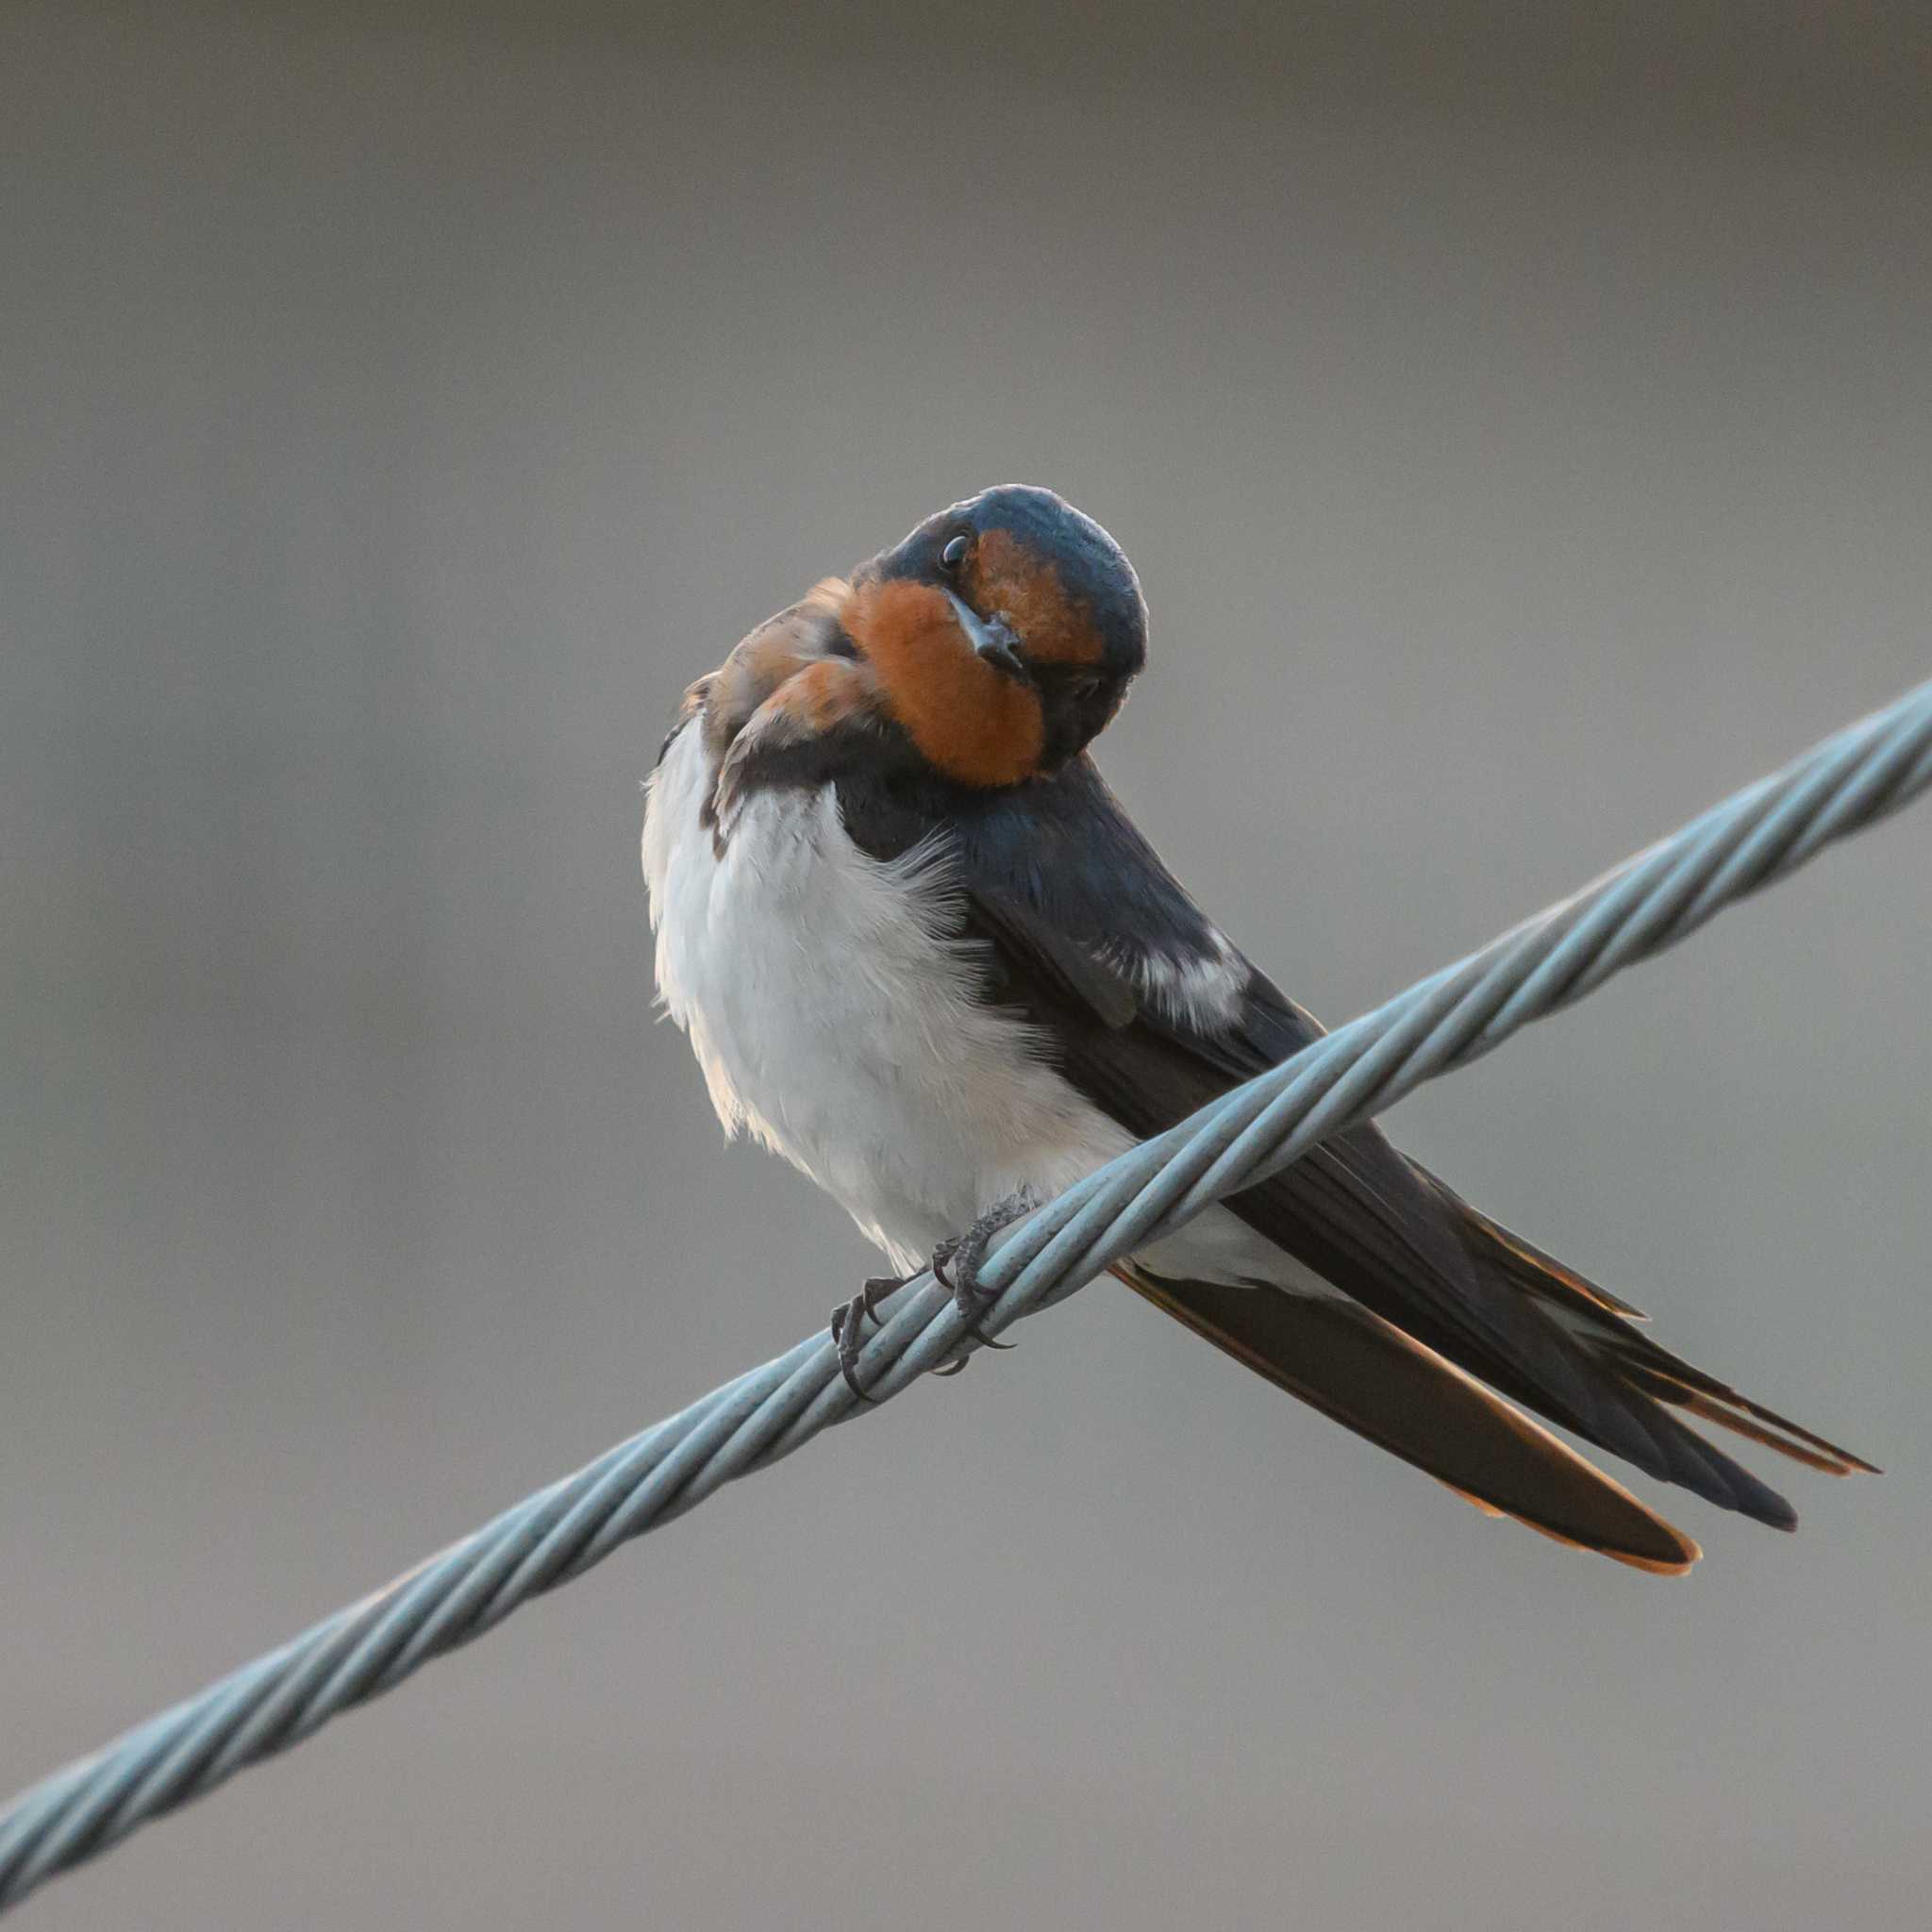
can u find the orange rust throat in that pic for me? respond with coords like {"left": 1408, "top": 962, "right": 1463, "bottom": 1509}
{"left": 846, "top": 577, "right": 1046, "bottom": 788}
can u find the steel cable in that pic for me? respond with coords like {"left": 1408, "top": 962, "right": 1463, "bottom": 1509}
{"left": 2, "top": 677, "right": 1926, "bottom": 1914}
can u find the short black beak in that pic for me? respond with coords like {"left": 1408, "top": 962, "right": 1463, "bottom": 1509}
{"left": 974, "top": 627, "right": 1028, "bottom": 681}
{"left": 943, "top": 591, "right": 1030, "bottom": 682}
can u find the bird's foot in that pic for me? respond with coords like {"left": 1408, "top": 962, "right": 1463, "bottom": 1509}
{"left": 830, "top": 1274, "right": 905, "bottom": 1403}
{"left": 929, "top": 1191, "right": 1035, "bottom": 1374}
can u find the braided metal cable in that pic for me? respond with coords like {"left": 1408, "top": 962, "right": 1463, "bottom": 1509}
{"left": 3, "top": 678, "right": 1927, "bottom": 1915}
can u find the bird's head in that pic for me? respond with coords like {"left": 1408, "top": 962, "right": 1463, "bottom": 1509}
{"left": 842, "top": 484, "right": 1147, "bottom": 786}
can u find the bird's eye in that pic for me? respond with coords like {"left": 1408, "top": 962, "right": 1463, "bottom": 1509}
{"left": 1068, "top": 674, "right": 1103, "bottom": 701}
{"left": 940, "top": 534, "right": 970, "bottom": 571}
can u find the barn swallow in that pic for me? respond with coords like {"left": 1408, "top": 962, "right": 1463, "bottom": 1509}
{"left": 641, "top": 484, "right": 1874, "bottom": 1573}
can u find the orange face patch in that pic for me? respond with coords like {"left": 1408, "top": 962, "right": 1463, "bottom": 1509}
{"left": 846, "top": 576, "right": 1046, "bottom": 787}
{"left": 963, "top": 529, "right": 1104, "bottom": 668}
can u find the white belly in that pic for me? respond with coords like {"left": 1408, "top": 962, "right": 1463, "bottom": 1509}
{"left": 641, "top": 724, "right": 1307, "bottom": 1291}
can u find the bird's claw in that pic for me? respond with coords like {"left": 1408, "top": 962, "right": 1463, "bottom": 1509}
{"left": 834, "top": 1196, "right": 1032, "bottom": 1394}
{"left": 930, "top": 1195, "right": 1034, "bottom": 1370}
{"left": 830, "top": 1274, "right": 903, "bottom": 1403}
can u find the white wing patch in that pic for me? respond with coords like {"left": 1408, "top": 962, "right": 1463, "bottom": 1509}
{"left": 1102, "top": 929, "right": 1247, "bottom": 1030}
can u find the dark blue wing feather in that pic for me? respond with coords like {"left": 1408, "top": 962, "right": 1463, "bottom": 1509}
{"left": 832, "top": 753, "right": 1869, "bottom": 1524}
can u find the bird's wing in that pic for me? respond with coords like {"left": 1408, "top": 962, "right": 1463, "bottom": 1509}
{"left": 894, "top": 756, "right": 1872, "bottom": 1554}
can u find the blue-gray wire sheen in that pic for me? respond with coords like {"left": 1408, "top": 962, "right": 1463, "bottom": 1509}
{"left": 2, "top": 678, "right": 1928, "bottom": 1915}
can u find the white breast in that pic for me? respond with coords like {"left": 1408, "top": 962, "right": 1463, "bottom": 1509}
{"left": 641, "top": 723, "right": 1308, "bottom": 1292}
{"left": 641, "top": 724, "right": 1132, "bottom": 1271}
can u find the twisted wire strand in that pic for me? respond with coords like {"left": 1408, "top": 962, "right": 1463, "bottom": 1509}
{"left": 3, "top": 679, "right": 1927, "bottom": 1914}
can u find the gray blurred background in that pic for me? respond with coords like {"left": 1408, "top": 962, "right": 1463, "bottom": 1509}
{"left": 5, "top": 4, "right": 1930, "bottom": 1926}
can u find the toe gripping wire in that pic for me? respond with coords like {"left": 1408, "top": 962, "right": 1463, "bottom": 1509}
{"left": 2, "top": 678, "right": 1928, "bottom": 1915}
